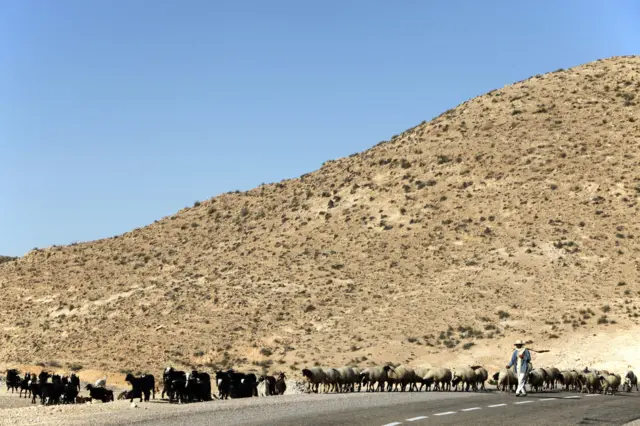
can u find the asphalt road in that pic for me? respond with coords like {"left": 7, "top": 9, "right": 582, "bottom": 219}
{"left": 74, "top": 390, "right": 640, "bottom": 426}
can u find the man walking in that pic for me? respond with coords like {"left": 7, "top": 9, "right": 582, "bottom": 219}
{"left": 506, "top": 339, "right": 531, "bottom": 397}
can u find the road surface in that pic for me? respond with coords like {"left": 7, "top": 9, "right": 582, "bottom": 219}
{"left": 25, "top": 389, "right": 640, "bottom": 426}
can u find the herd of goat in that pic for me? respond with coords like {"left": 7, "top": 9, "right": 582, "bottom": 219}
{"left": 2, "top": 367, "right": 287, "bottom": 405}
{"left": 2, "top": 363, "right": 638, "bottom": 406}
{"left": 3, "top": 370, "right": 113, "bottom": 405}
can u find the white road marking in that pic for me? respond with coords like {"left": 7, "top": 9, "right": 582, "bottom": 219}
{"left": 380, "top": 390, "right": 592, "bottom": 426}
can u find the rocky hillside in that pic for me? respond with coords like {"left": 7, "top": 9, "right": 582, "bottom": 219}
{"left": 1, "top": 56, "right": 639, "bottom": 377}
{"left": 0, "top": 256, "right": 16, "bottom": 265}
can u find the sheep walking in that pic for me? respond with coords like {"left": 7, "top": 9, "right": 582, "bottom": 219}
{"left": 335, "top": 367, "right": 356, "bottom": 392}
{"left": 528, "top": 368, "right": 548, "bottom": 392}
{"left": 493, "top": 367, "right": 516, "bottom": 393}
{"left": 544, "top": 367, "right": 561, "bottom": 389}
{"left": 413, "top": 367, "right": 430, "bottom": 391}
{"left": 559, "top": 370, "right": 583, "bottom": 392}
{"left": 451, "top": 367, "right": 477, "bottom": 392}
{"left": 471, "top": 366, "right": 488, "bottom": 391}
{"left": 600, "top": 374, "right": 621, "bottom": 395}
{"left": 579, "top": 372, "right": 602, "bottom": 394}
{"left": 359, "top": 366, "right": 392, "bottom": 392}
{"left": 387, "top": 366, "right": 415, "bottom": 392}
{"left": 322, "top": 368, "right": 341, "bottom": 393}
{"left": 301, "top": 368, "right": 326, "bottom": 394}
{"left": 423, "top": 368, "right": 452, "bottom": 391}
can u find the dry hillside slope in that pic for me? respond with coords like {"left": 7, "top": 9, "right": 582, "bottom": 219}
{"left": 1, "top": 56, "right": 639, "bottom": 378}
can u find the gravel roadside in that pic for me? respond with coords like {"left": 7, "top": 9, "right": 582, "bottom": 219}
{"left": 0, "top": 387, "right": 476, "bottom": 426}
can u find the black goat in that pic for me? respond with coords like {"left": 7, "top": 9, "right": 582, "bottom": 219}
{"left": 19, "top": 373, "right": 33, "bottom": 398}
{"left": 184, "top": 370, "right": 212, "bottom": 402}
{"left": 85, "top": 384, "right": 114, "bottom": 403}
{"left": 34, "top": 371, "right": 48, "bottom": 405}
{"left": 215, "top": 371, "right": 230, "bottom": 400}
{"left": 158, "top": 368, "right": 213, "bottom": 404}
{"left": 70, "top": 374, "right": 80, "bottom": 392}
{"left": 275, "top": 372, "right": 287, "bottom": 395}
{"left": 162, "top": 367, "right": 187, "bottom": 403}
{"left": 6, "top": 369, "right": 20, "bottom": 393}
{"left": 61, "top": 376, "right": 79, "bottom": 404}
{"left": 29, "top": 381, "right": 42, "bottom": 405}
{"left": 125, "top": 373, "right": 156, "bottom": 402}
{"left": 227, "top": 370, "right": 257, "bottom": 399}
{"left": 41, "top": 374, "right": 64, "bottom": 405}
{"left": 264, "top": 375, "right": 276, "bottom": 396}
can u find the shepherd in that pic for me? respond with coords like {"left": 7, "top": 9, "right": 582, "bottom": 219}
{"left": 506, "top": 339, "right": 531, "bottom": 397}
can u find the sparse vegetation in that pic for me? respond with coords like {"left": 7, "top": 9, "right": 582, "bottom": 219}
{"left": 497, "top": 310, "right": 510, "bottom": 320}
{"left": 437, "top": 155, "right": 451, "bottom": 164}
{"left": 259, "top": 348, "right": 273, "bottom": 357}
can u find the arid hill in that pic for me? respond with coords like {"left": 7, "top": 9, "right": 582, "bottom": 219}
{"left": 1, "top": 56, "right": 639, "bottom": 379}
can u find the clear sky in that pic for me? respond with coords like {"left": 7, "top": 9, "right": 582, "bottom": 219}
{"left": 1, "top": 1, "right": 638, "bottom": 256}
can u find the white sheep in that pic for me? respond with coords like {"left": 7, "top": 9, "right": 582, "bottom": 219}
{"left": 471, "top": 366, "right": 488, "bottom": 391}
{"left": 579, "top": 372, "right": 602, "bottom": 394}
{"left": 423, "top": 368, "right": 452, "bottom": 391}
{"left": 387, "top": 366, "right": 415, "bottom": 392}
{"left": 493, "top": 367, "right": 516, "bottom": 392}
{"left": 543, "top": 367, "right": 561, "bottom": 389}
{"left": 559, "top": 370, "right": 582, "bottom": 392}
{"left": 360, "top": 366, "right": 393, "bottom": 392}
{"left": 413, "top": 367, "right": 430, "bottom": 391}
{"left": 527, "top": 368, "right": 548, "bottom": 392}
{"left": 451, "top": 367, "right": 477, "bottom": 392}
{"left": 600, "top": 374, "right": 621, "bottom": 395}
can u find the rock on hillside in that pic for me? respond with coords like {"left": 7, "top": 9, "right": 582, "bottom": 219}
{"left": 1, "top": 56, "right": 639, "bottom": 376}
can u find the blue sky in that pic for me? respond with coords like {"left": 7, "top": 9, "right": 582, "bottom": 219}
{"left": 1, "top": 1, "right": 638, "bottom": 256}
